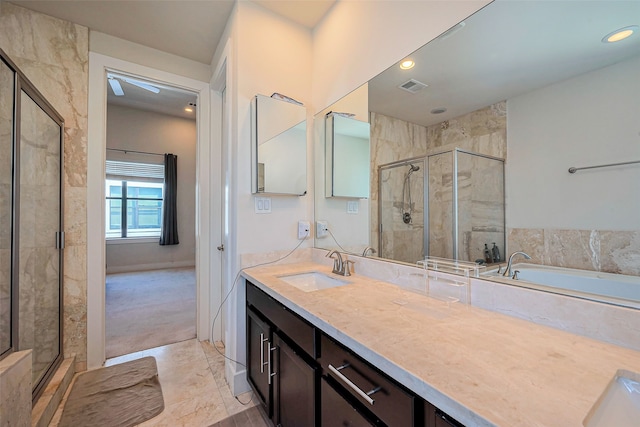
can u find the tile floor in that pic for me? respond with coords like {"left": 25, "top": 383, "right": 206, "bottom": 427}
{"left": 49, "top": 339, "right": 268, "bottom": 426}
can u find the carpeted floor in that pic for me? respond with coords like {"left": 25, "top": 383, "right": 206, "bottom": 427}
{"left": 106, "top": 267, "right": 196, "bottom": 358}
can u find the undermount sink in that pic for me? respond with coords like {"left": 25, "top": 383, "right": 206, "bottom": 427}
{"left": 583, "top": 370, "right": 640, "bottom": 427}
{"left": 277, "top": 272, "right": 351, "bottom": 292}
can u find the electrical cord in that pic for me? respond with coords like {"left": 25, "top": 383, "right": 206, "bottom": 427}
{"left": 209, "top": 228, "right": 310, "bottom": 405}
{"left": 326, "top": 228, "right": 358, "bottom": 256}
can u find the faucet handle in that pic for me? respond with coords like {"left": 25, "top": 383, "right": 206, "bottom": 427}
{"left": 512, "top": 270, "right": 520, "bottom": 280}
{"left": 343, "top": 260, "right": 355, "bottom": 276}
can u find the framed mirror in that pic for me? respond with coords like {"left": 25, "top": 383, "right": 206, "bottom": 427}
{"left": 314, "top": 0, "right": 640, "bottom": 275}
{"left": 251, "top": 94, "right": 307, "bottom": 196}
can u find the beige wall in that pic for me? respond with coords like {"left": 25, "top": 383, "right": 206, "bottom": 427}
{"left": 105, "top": 105, "right": 197, "bottom": 273}
{"left": 0, "top": 3, "right": 88, "bottom": 371}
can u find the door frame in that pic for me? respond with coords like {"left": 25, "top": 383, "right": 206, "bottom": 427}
{"left": 87, "top": 52, "right": 215, "bottom": 368}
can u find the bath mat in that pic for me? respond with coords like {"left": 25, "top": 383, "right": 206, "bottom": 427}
{"left": 59, "top": 356, "right": 164, "bottom": 427}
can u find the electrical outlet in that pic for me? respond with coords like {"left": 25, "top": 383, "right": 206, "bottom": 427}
{"left": 298, "top": 221, "right": 310, "bottom": 239}
{"left": 316, "top": 220, "right": 328, "bottom": 238}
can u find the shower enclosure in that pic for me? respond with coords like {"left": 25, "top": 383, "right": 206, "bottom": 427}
{"left": 378, "top": 148, "right": 505, "bottom": 264}
{"left": 0, "top": 49, "right": 64, "bottom": 401}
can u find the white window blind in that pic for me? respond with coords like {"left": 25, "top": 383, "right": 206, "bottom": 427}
{"left": 106, "top": 160, "right": 164, "bottom": 183}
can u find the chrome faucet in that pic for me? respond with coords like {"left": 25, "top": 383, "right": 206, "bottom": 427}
{"left": 503, "top": 251, "right": 531, "bottom": 278}
{"left": 362, "top": 246, "right": 376, "bottom": 257}
{"left": 326, "top": 250, "right": 354, "bottom": 276}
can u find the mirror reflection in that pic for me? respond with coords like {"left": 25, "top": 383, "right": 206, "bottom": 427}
{"left": 251, "top": 94, "right": 306, "bottom": 196}
{"left": 315, "top": 0, "right": 640, "bottom": 276}
{"left": 325, "top": 113, "right": 370, "bottom": 199}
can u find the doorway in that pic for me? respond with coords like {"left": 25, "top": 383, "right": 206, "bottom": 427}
{"left": 87, "top": 53, "right": 215, "bottom": 369}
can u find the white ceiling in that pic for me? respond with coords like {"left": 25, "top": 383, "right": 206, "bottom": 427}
{"left": 368, "top": 0, "right": 640, "bottom": 127}
{"left": 8, "top": 0, "right": 334, "bottom": 119}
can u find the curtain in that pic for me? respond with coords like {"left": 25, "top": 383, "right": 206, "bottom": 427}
{"left": 160, "top": 153, "right": 179, "bottom": 245}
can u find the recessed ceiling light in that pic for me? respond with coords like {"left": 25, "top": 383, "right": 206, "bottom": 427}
{"left": 602, "top": 25, "right": 638, "bottom": 43}
{"left": 431, "top": 107, "right": 447, "bottom": 115}
{"left": 184, "top": 107, "right": 193, "bottom": 113}
{"left": 400, "top": 59, "right": 415, "bottom": 70}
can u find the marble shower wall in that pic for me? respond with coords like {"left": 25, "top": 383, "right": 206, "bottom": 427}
{"left": 370, "top": 102, "right": 506, "bottom": 262}
{"left": 508, "top": 228, "right": 640, "bottom": 277}
{"left": 0, "top": 3, "right": 89, "bottom": 371}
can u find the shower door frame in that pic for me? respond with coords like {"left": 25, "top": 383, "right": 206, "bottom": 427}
{"left": 377, "top": 155, "right": 428, "bottom": 261}
{"left": 377, "top": 148, "right": 505, "bottom": 263}
{"left": 427, "top": 147, "right": 506, "bottom": 261}
{"left": 2, "top": 47, "right": 65, "bottom": 402}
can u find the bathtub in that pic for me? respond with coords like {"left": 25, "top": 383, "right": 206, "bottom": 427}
{"left": 483, "top": 263, "right": 640, "bottom": 310}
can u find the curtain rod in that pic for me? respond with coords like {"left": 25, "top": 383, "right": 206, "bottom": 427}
{"left": 106, "top": 148, "right": 164, "bottom": 157}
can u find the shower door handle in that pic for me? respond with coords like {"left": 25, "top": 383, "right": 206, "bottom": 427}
{"left": 55, "top": 231, "right": 65, "bottom": 249}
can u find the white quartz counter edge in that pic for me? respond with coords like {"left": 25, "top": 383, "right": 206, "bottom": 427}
{"left": 241, "top": 268, "right": 493, "bottom": 427}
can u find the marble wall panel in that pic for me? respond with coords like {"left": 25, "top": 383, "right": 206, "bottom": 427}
{"left": 0, "top": 3, "right": 89, "bottom": 372}
{"left": 507, "top": 228, "right": 639, "bottom": 277}
{"left": 0, "top": 350, "right": 32, "bottom": 426}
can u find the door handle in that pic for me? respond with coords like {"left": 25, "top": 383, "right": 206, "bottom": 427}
{"left": 260, "top": 333, "right": 268, "bottom": 373}
{"left": 217, "top": 244, "right": 224, "bottom": 251}
{"left": 268, "top": 343, "right": 277, "bottom": 385}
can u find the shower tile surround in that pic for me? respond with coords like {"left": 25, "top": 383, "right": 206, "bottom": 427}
{"left": 0, "top": 2, "right": 89, "bottom": 417}
{"left": 370, "top": 102, "right": 507, "bottom": 264}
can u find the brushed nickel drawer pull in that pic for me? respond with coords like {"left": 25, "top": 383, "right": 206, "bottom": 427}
{"left": 329, "top": 364, "right": 376, "bottom": 405}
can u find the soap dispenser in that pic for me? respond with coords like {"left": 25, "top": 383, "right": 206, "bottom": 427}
{"left": 483, "top": 244, "right": 492, "bottom": 264}
{"left": 491, "top": 243, "right": 501, "bottom": 263}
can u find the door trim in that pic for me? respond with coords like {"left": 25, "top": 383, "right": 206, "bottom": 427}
{"left": 87, "top": 52, "right": 214, "bottom": 368}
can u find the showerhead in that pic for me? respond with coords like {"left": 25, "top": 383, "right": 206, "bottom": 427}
{"left": 409, "top": 164, "right": 420, "bottom": 172}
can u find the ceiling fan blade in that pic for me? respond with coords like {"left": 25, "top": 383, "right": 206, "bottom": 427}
{"left": 108, "top": 78, "right": 124, "bottom": 96}
{"left": 121, "top": 77, "right": 160, "bottom": 94}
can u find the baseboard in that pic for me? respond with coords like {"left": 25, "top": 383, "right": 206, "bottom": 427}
{"left": 225, "top": 360, "right": 250, "bottom": 396}
{"left": 106, "top": 260, "right": 195, "bottom": 274}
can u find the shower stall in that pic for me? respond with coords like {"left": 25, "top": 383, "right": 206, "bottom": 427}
{"left": 1, "top": 49, "right": 64, "bottom": 401}
{"left": 378, "top": 148, "right": 505, "bottom": 264}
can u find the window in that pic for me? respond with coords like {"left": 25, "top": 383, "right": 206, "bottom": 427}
{"left": 105, "top": 160, "right": 164, "bottom": 239}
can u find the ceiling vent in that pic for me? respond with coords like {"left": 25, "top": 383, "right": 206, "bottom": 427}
{"left": 398, "top": 79, "right": 428, "bottom": 94}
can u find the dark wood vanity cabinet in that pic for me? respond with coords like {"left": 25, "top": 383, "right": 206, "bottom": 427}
{"left": 247, "top": 282, "right": 319, "bottom": 426}
{"left": 246, "top": 280, "right": 465, "bottom": 427}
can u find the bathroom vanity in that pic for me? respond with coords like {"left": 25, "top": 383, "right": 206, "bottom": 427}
{"left": 246, "top": 279, "right": 460, "bottom": 427}
{"left": 242, "top": 262, "right": 640, "bottom": 427}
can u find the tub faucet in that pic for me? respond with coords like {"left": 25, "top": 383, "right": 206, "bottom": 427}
{"left": 503, "top": 251, "right": 531, "bottom": 278}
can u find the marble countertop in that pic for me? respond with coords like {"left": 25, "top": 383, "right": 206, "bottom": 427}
{"left": 241, "top": 262, "right": 640, "bottom": 427}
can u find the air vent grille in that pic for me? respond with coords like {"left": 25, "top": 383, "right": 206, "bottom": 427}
{"left": 398, "top": 79, "right": 428, "bottom": 94}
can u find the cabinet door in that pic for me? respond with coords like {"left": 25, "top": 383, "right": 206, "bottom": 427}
{"left": 273, "top": 332, "right": 317, "bottom": 427}
{"left": 321, "top": 376, "right": 375, "bottom": 427}
{"left": 247, "top": 308, "right": 272, "bottom": 415}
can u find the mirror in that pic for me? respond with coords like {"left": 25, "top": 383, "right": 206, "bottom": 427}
{"left": 314, "top": 0, "right": 640, "bottom": 276}
{"left": 325, "top": 113, "right": 370, "bottom": 198}
{"left": 251, "top": 94, "right": 306, "bottom": 196}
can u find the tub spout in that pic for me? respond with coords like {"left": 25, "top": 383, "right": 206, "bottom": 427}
{"left": 503, "top": 251, "right": 531, "bottom": 277}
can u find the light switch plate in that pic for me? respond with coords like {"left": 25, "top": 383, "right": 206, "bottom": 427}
{"left": 347, "top": 200, "right": 359, "bottom": 214}
{"left": 255, "top": 197, "right": 272, "bottom": 214}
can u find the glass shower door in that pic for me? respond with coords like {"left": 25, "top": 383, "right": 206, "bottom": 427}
{"left": 18, "top": 88, "right": 63, "bottom": 397}
{"left": 0, "top": 58, "right": 15, "bottom": 358}
{"left": 378, "top": 159, "right": 426, "bottom": 264}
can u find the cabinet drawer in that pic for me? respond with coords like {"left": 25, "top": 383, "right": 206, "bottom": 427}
{"left": 321, "top": 376, "right": 376, "bottom": 427}
{"left": 320, "top": 334, "right": 415, "bottom": 427}
{"left": 247, "top": 281, "right": 317, "bottom": 358}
